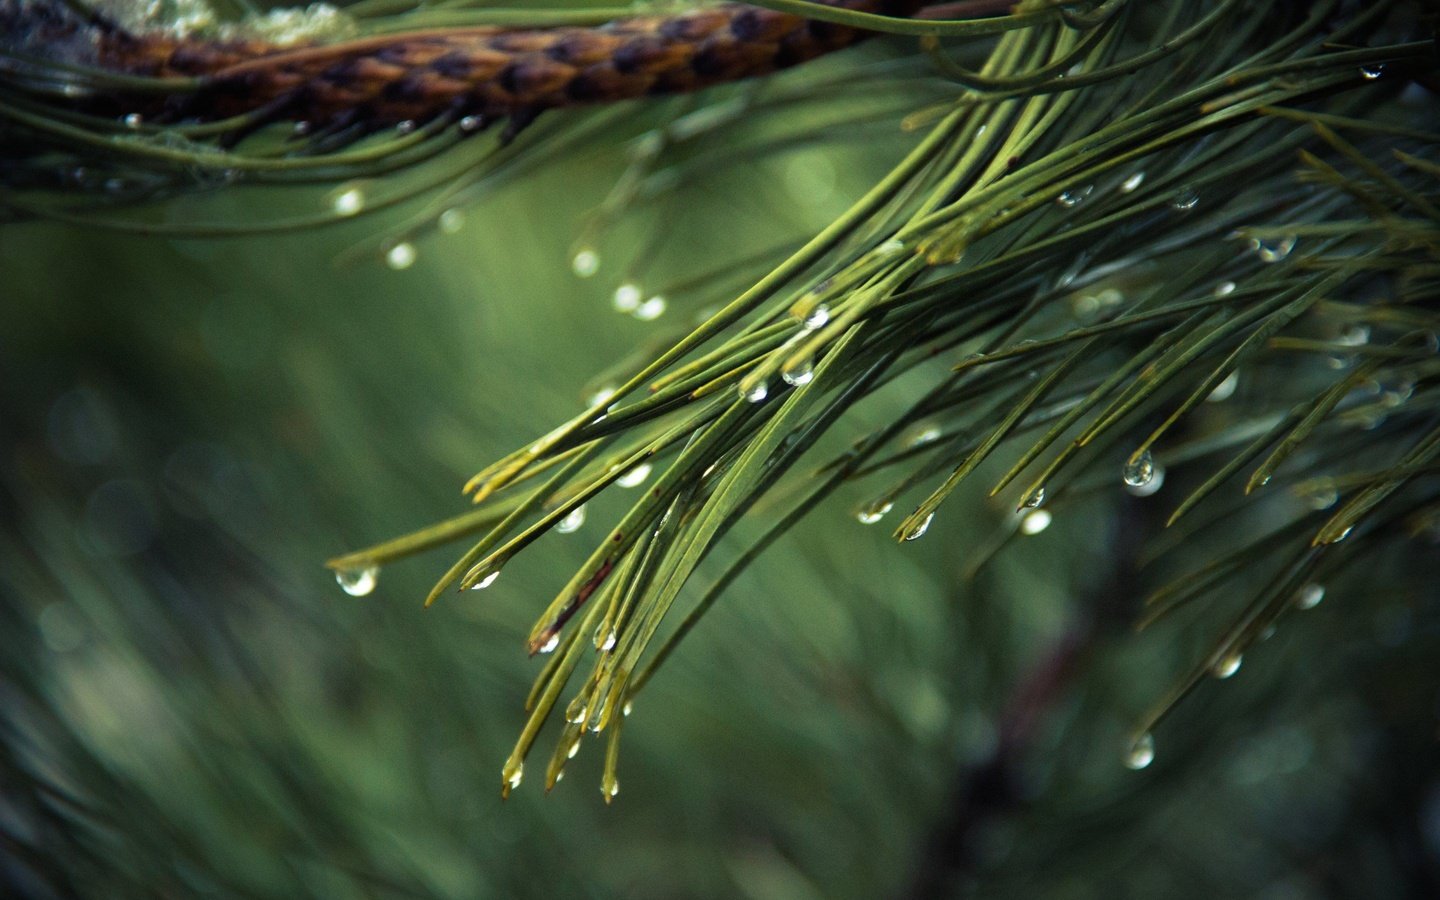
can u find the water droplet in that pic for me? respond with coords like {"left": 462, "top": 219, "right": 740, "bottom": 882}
{"left": 438, "top": 208, "right": 466, "bottom": 234}
{"left": 1337, "top": 324, "right": 1370, "bottom": 347}
{"left": 1056, "top": 185, "right": 1094, "bottom": 207}
{"left": 293, "top": 120, "right": 312, "bottom": 136}
{"left": 1172, "top": 187, "right": 1199, "bottom": 211}
{"left": 903, "top": 513, "right": 934, "bottom": 541}
{"left": 122, "top": 112, "right": 143, "bottom": 129}
{"left": 459, "top": 114, "right": 486, "bottom": 133}
{"left": 1120, "top": 172, "right": 1146, "bottom": 193}
{"left": 602, "top": 775, "right": 619, "bottom": 801}
{"left": 1360, "top": 64, "right": 1385, "bottom": 80}
{"left": 556, "top": 505, "right": 586, "bottom": 534}
{"left": 538, "top": 634, "right": 560, "bottom": 654}
{"left": 572, "top": 248, "right": 600, "bottom": 278}
{"left": 622, "top": 700, "right": 633, "bottom": 716}
{"left": 1122, "top": 450, "right": 1156, "bottom": 488}
{"left": 1021, "top": 486, "right": 1046, "bottom": 509}
{"left": 877, "top": 238, "right": 905, "bottom": 256}
{"left": 855, "top": 499, "right": 893, "bottom": 524}
{"left": 612, "top": 283, "right": 642, "bottom": 313}
{"left": 567, "top": 739, "right": 581, "bottom": 759}
{"left": 1211, "top": 651, "right": 1243, "bottom": 679}
{"left": 802, "top": 304, "right": 830, "bottom": 330}
{"left": 1330, "top": 525, "right": 1354, "bottom": 543}
{"left": 598, "top": 629, "right": 617, "bottom": 651}
{"left": 385, "top": 242, "right": 417, "bottom": 270}
{"left": 566, "top": 699, "right": 589, "bottom": 724}
{"left": 1214, "top": 281, "right": 1237, "bottom": 297}
{"left": 1207, "top": 370, "right": 1239, "bottom": 402}
{"left": 1308, "top": 481, "right": 1338, "bottom": 510}
{"left": 470, "top": 568, "right": 500, "bottom": 590}
{"left": 634, "top": 296, "right": 667, "bottom": 321}
{"left": 1250, "top": 235, "right": 1297, "bottom": 263}
{"left": 617, "top": 462, "right": 652, "bottom": 488}
{"left": 588, "top": 386, "right": 617, "bottom": 409}
{"left": 1124, "top": 733, "right": 1155, "bottom": 770}
{"left": 329, "top": 184, "right": 365, "bottom": 216}
{"left": 741, "top": 380, "right": 769, "bottom": 404}
{"left": 781, "top": 358, "right": 814, "bottom": 386}
{"left": 503, "top": 761, "right": 523, "bottom": 790}
{"left": 1125, "top": 464, "right": 1165, "bottom": 497}
{"left": 336, "top": 565, "right": 379, "bottom": 597}
{"left": 1295, "top": 583, "right": 1325, "bottom": 610}
{"left": 396, "top": 119, "right": 416, "bottom": 135}
{"left": 1020, "top": 509, "right": 1052, "bottom": 535}
{"left": 903, "top": 423, "right": 942, "bottom": 448}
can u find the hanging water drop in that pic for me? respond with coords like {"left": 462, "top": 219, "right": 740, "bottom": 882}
{"left": 538, "top": 634, "right": 561, "bottom": 655}
{"left": 1214, "top": 281, "right": 1237, "bottom": 298}
{"left": 1020, "top": 509, "right": 1052, "bottom": 535}
{"left": 335, "top": 565, "right": 379, "bottom": 597}
{"left": 566, "top": 698, "right": 589, "bottom": 724}
{"left": 122, "top": 112, "right": 143, "bottom": 129}
{"left": 1207, "top": 370, "right": 1239, "bottom": 402}
{"left": 1172, "top": 187, "right": 1199, "bottom": 211}
{"left": 903, "top": 423, "right": 942, "bottom": 448}
{"left": 438, "top": 208, "right": 466, "bottom": 234}
{"left": 1122, "top": 450, "right": 1156, "bottom": 488}
{"left": 556, "top": 505, "right": 587, "bottom": 534}
{"left": 1338, "top": 324, "right": 1370, "bottom": 347}
{"left": 781, "top": 358, "right": 814, "bottom": 386}
{"left": 617, "top": 462, "right": 652, "bottom": 488}
{"left": 329, "top": 183, "right": 366, "bottom": 216}
{"left": 634, "top": 296, "right": 667, "bottom": 321}
{"left": 1250, "top": 235, "right": 1297, "bottom": 263}
{"left": 395, "top": 119, "right": 417, "bottom": 135}
{"left": 1295, "top": 583, "right": 1325, "bottom": 610}
{"left": 1124, "top": 733, "right": 1155, "bottom": 770}
{"left": 611, "top": 283, "right": 642, "bottom": 313}
{"left": 1021, "top": 486, "right": 1046, "bottom": 509}
{"left": 1125, "top": 464, "right": 1165, "bottom": 497}
{"left": 471, "top": 568, "right": 500, "bottom": 590}
{"left": 599, "top": 629, "right": 617, "bottom": 651}
{"left": 503, "top": 760, "right": 523, "bottom": 791}
{"left": 877, "top": 238, "right": 905, "bottom": 256}
{"left": 1120, "top": 172, "right": 1146, "bottom": 193}
{"left": 903, "top": 513, "right": 934, "bottom": 541}
{"left": 1360, "top": 64, "right": 1385, "bottom": 80}
{"left": 385, "top": 242, "right": 417, "bottom": 270}
{"left": 1211, "top": 651, "right": 1243, "bottom": 679}
{"left": 1056, "top": 185, "right": 1094, "bottom": 208}
{"left": 623, "top": 700, "right": 633, "bottom": 716}
{"left": 1308, "top": 481, "right": 1339, "bottom": 510}
{"left": 741, "top": 380, "right": 769, "bottom": 404}
{"left": 855, "top": 499, "right": 894, "bottom": 524}
{"left": 602, "top": 775, "right": 619, "bottom": 802}
{"left": 802, "top": 304, "right": 831, "bottom": 330}
{"left": 572, "top": 248, "right": 600, "bottom": 278}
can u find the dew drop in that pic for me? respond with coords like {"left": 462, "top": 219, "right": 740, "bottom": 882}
{"left": 385, "top": 242, "right": 417, "bottom": 270}
{"left": 1337, "top": 324, "right": 1370, "bottom": 347}
{"left": 1125, "top": 464, "right": 1165, "bottom": 497}
{"left": 855, "top": 499, "right": 894, "bottom": 524}
{"left": 802, "top": 304, "right": 831, "bottom": 330}
{"left": 1211, "top": 651, "right": 1243, "bottom": 679}
{"left": 470, "top": 568, "right": 500, "bottom": 590}
{"left": 1021, "top": 486, "right": 1046, "bottom": 509}
{"left": 1122, "top": 450, "right": 1156, "bottom": 488}
{"left": 1056, "top": 185, "right": 1094, "bottom": 208}
{"left": 611, "top": 283, "right": 642, "bottom": 313}
{"left": 602, "top": 775, "right": 619, "bottom": 801}
{"left": 1207, "top": 370, "right": 1239, "bottom": 402}
{"left": 459, "top": 114, "right": 486, "bottom": 133}
{"left": 1360, "top": 64, "right": 1385, "bottom": 80}
{"left": 556, "top": 505, "right": 586, "bottom": 534}
{"left": 1020, "top": 509, "right": 1052, "bottom": 535}
{"left": 634, "top": 296, "right": 667, "bottom": 321}
{"left": 598, "top": 629, "right": 617, "bottom": 652}
{"left": 781, "top": 358, "right": 814, "bottom": 386}
{"left": 438, "top": 208, "right": 466, "bottom": 234}
{"left": 1295, "top": 583, "right": 1325, "bottom": 610}
{"left": 1250, "top": 235, "right": 1297, "bottom": 263}
{"left": 567, "top": 739, "right": 581, "bottom": 759}
{"left": 588, "top": 386, "right": 617, "bottom": 408}
{"left": 1120, "top": 171, "right": 1146, "bottom": 193}
{"left": 741, "top": 380, "right": 769, "bottom": 404}
{"left": 622, "top": 700, "right": 633, "bottom": 716}
{"left": 395, "top": 119, "right": 416, "bottom": 135}
{"left": 877, "top": 238, "right": 905, "bottom": 256}
{"left": 329, "top": 184, "right": 365, "bottom": 216}
{"left": 335, "top": 565, "right": 378, "bottom": 597}
{"left": 504, "top": 761, "right": 523, "bottom": 790}
{"left": 1308, "top": 481, "right": 1338, "bottom": 510}
{"left": 566, "top": 700, "right": 589, "bottom": 724}
{"left": 1124, "top": 733, "right": 1155, "bottom": 770}
{"left": 903, "top": 513, "right": 934, "bottom": 541}
{"left": 572, "top": 248, "right": 600, "bottom": 278}
{"left": 1330, "top": 525, "right": 1354, "bottom": 543}
{"left": 903, "top": 423, "right": 942, "bottom": 448}
{"left": 617, "top": 462, "right": 652, "bottom": 488}
{"left": 1172, "top": 187, "right": 1199, "bottom": 211}
{"left": 1213, "top": 280, "right": 1237, "bottom": 297}
{"left": 122, "top": 112, "right": 143, "bottom": 129}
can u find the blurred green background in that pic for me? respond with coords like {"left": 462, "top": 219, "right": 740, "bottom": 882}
{"left": 3, "top": 82, "right": 1439, "bottom": 898}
